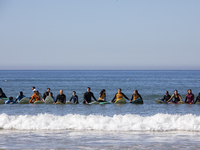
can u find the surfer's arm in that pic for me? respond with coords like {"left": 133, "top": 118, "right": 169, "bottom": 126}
{"left": 123, "top": 93, "right": 129, "bottom": 100}
{"left": 111, "top": 94, "right": 116, "bottom": 103}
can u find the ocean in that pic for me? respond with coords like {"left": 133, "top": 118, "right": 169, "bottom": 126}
{"left": 0, "top": 70, "right": 200, "bottom": 149}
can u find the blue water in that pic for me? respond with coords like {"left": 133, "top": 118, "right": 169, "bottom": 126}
{"left": 1, "top": 70, "right": 200, "bottom": 149}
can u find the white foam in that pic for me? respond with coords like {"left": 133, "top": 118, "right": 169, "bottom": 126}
{"left": 0, "top": 113, "right": 200, "bottom": 131}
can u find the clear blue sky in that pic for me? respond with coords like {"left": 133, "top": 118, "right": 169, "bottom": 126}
{"left": 0, "top": 0, "right": 199, "bottom": 70}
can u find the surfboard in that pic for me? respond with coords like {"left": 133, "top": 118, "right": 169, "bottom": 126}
{"left": 115, "top": 99, "right": 126, "bottom": 104}
{"left": 55, "top": 102, "right": 64, "bottom": 104}
{"left": 45, "top": 96, "right": 54, "bottom": 104}
{"left": 132, "top": 98, "right": 143, "bottom": 104}
{"left": 0, "top": 99, "right": 4, "bottom": 104}
{"left": 155, "top": 99, "right": 167, "bottom": 104}
{"left": 34, "top": 100, "right": 44, "bottom": 104}
{"left": 195, "top": 102, "right": 200, "bottom": 105}
{"left": 99, "top": 102, "right": 110, "bottom": 104}
{"left": 19, "top": 97, "right": 30, "bottom": 104}
{"left": 91, "top": 101, "right": 99, "bottom": 104}
{"left": 66, "top": 101, "right": 73, "bottom": 104}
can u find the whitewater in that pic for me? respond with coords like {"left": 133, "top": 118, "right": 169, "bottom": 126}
{"left": 1, "top": 113, "right": 200, "bottom": 131}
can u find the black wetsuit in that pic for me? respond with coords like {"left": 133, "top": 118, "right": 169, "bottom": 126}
{"left": 171, "top": 94, "right": 181, "bottom": 103}
{"left": 0, "top": 91, "right": 7, "bottom": 98}
{"left": 162, "top": 95, "right": 171, "bottom": 101}
{"left": 83, "top": 92, "right": 97, "bottom": 104}
{"left": 195, "top": 96, "right": 200, "bottom": 103}
{"left": 43, "top": 92, "right": 49, "bottom": 100}
{"left": 70, "top": 95, "right": 79, "bottom": 104}
{"left": 55, "top": 94, "right": 66, "bottom": 104}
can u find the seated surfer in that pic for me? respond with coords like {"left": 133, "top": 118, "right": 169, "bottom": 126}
{"left": 0, "top": 88, "right": 7, "bottom": 98}
{"left": 130, "top": 90, "right": 143, "bottom": 103}
{"left": 29, "top": 89, "right": 42, "bottom": 103}
{"left": 98, "top": 89, "right": 106, "bottom": 102}
{"left": 49, "top": 92, "right": 55, "bottom": 102}
{"left": 194, "top": 92, "right": 200, "bottom": 104}
{"left": 161, "top": 91, "right": 171, "bottom": 102}
{"left": 167, "top": 90, "right": 183, "bottom": 103}
{"left": 185, "top": 89, "right": 194, "bottom": 104}
{"left": 111, "top": 88, "right": 130, "bottom": 103}
{"left": 43, "top": 88, "right": 50, "bottom": 100}
{"left": 15, "top": 91, "right": 26, "bottom": 103}
{"left": 5, "top": 97, "right": 15, "bottom": 104}
{"left": 55, "top": 90, "right": 66, "bottom": 104}
{"left": 83, "top": 87, "right": 97, "bottom": 104}
{"left": 69, "top": 91, "right": 79, "bottom": 104}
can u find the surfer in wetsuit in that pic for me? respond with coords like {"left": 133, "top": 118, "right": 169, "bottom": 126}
{"left": 162, "top": 91, "right": 171, "bottom": 101}
{"left": 0, "top": 88, "right": 7, "bottom": 98}
{"left": 30, "top": 89, "right": 42, "bottom": 103}
{"left": 130, "top": 90, "right": 143, "bottom": 102}
{"left": 83, "top": 87, "right": 97, "bottom": 104}
{"left": 167, "top": 90, "right": 183, "bottom": 103}
{"left": 70, "top": 91, "right": 79, "bottom": 104}
{"left": 98, "top": 89, "right": 106, "bottom": 102}
{"left": 15, "top": 91, "right": 26, "bottom": 103}
{"left": 43, "top": 88, "right": 50, "bottom": 100}
{"left": 55, "top": 90, "right": 66, "bottom": 104}
{"left": 194, "top": 92, "right": 200, "bottom": 104}
{"left": 5, "top": 97, "right": 15, "bottom": 104}
{"left": 185, "top": 89, "right": 194, "bottom": 104}
{"left": 111, "top": 88, "right": 130, "bottom": 103}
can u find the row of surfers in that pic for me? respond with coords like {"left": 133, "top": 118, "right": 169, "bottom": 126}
{"left": 1, "top": 87, "right": 142, "bottom": 104}
{"left": 2, "top": 87, "right": 200, "bottom": 104}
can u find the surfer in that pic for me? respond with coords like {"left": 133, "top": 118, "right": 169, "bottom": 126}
{"left": 194, "top": 92, "right": 200, "bottom": 104}
{"left": 111, "top": 88, "right": 130, "bottom": 103}
{"left": 161, "top": 91, "right": 171, "bottom": 101}
{"left": 43, "top": 88, "right": 50, "bottom": 100}
{"left": 185, "top": 89, "right": 194, "bottom": 104}
{"left": 98, "top": 89, "right": 106, "bottom": 102}
{"left": 70, "top": 91, "right": 79, "bottom": 104}
{"left": 130, "top": 90, "right": 143, "bottom": 102}
{"left": 0, "top": 88, "right": 7, "bottom": 98}
{"left": 49, "top": 92, "right": 55, "bottom": 102}
{"left": 29, "top": 89, "right": 42, "bottom": 103}
{"left": 167, "top": 90, "right": 183, "bottom": 103}
{"left": 83, "top": 87, "right": 97, "bottom": 104}
{"left": 55, "top": 90, "right": 66, "bottom": 104}
{"left": 15, "top": 91, "right": 26, "bottom": 103}
{"left": 5, "top": 97, "right": 15, "bottom": 104}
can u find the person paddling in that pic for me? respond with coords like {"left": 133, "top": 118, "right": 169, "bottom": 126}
{"left": 55, "top": 90, "right": 66, "bottom": 104}
{"left": 98, "top": 89, "right": 106, "bottom": 102}
{"left": 162, "top": 91, "right": 171, "bottom": 102}
{"left": 15, "top": 91, "right": 26, "bottom": 103}
{"left": 194, "top": 92, "right": 200, "bottom": 104}
{"left": 185, "top": 89, "right": 194, "bottom": 104}
{"left": 29, "top": 89, "right": 42, "bottom": 103}
{"left": 0, "top": 88, "right": 7, "bottom": 98}
{"left": 111, "top": 88, "right": 130, "bottom": 103}
{"left": 69, "top": 91, "right": 79, "bottom": 104}
{"left": 83, "top": 87, "right": 97, "bottom": 104}
{"left": 167, "top": 90, "right": 183, "bottom": 103}
{"left": 130, "top": 90, "right": 143, "bottom": 103}
{"left": 5, "top": 97, "right": 15, "bottom": 104}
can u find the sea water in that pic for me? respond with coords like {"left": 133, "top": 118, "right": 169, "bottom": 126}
{"left": 0, "top": 70, "right": 200, "bottom": 149}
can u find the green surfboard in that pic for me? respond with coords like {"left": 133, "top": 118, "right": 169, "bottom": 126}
{"left": 34, "top": 100, "right": 44, "bottom": 104}
{"left": 45, "top": 96, "right": 54, "bottom": 104}
{"left": 155, "top": 99, "right": 167, "bottom": 104}
{"left": 91, "top": 101, "right": 99, "bottom": 104}
{"left": 0, "top": 99, "right": 4, "bottom": 104}
{"left": 195, "top": 102, "right": 200, "bottom": 105}
{"left": 19, "top": 97, "right": 30, "bottom": 104}
{"left": 132, "top": 98, "right": 143, "bottom": 104}
{"left": 99, "top": 102, "right": 110, "bottom": 104}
